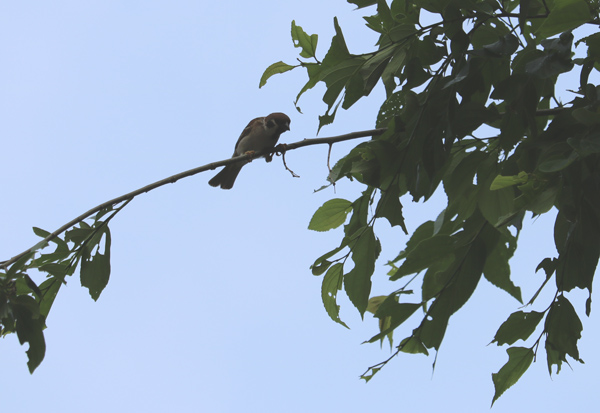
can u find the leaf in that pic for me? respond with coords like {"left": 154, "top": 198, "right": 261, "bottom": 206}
{"left": 568, "top": 133, "right": 600, "bottom": 155}
{"left": 492, "top": 311, "right": 544, "bottom": 346}
{"left": 536, "top": 257, "right": 558, "bottom": 278}
{"left": 478, "top": 186, "right": 515, "bottom": 227}
{"left": 490, "top": 172, "right": 528, "bottom": 190}
{"left": 420, "top": 237, "right": 486, "bottom": 350}
{"left": 376, "top": 188, "right": 408, "bottom": 233}
{"left": 381, "top": 47, "right": 406, "bottom": 95}
{"left": 23, "top": 274, "right": 42, "bottom": 298}
{"left": 545, "top": 295, "right": 584, "bottom": 373}
{"left": 12, "top": 295, "right": 46, "bottom": 373}
{"left": 366, "top": 300, "right": 420, "bottom": 343}
{"left": 80, "top": 228, "right": 112, "bottom": 301}
{"left": 311, "top": 244, "right": 347, "bottom": 276}
{"left": 344, "top": 226, "right": 380, "bottom": 317}
{"left": 391, "top": 235, "right": 456, "bottom": 280}
{"left": 308, "top": 199, "right": 353, "bottom": 232}
{"left": 6, "top": 251, "right": 35, "bottom": 278}
{"left": 491, "top": 347, "right": 534, "bottom": 406}
{"left": 534, "top": 0, "right": 592, "bottom": 39}
{"left": 65, "top": 225, "right": 93, "bottom": 246}
{"left": 344, "top": 47, "right": 395, "bottom": 109}
{"left": 294, "top": 63, "right": 323, "bottom": 108}
{"left": 344, "top": 189, "right": 372, "bottom": 238}
{"left": 399, "top": 335, "right": 429, "bottom": 355}
{"left": 555, "top": 205, "right": 600, "bottom": 292}
{"left": 366, "top": 295, "right": 387, "bottom": 314}
{"left": 483, "top": 231, "right": 522, "bottom": 302}
{"left": 259, "top": 61, "right": 296, "bottom": 88}
{"left": 38, "top": 277, "right": 64, "bottom": 318}
{"left": 321, "top": 263, "right": 349, "bottom": 328}
{"left": 571, "top": 109, "right": 600, "bottom": 127}
{"left": 347, "top": 0, "right": 377, "bottom": 8}
{"left": 471, "top": 33, "right": 519, "bottom": 57}
{"left": 291, "top": 20, "right": 318, "bottom": 59}
{"left": 525, "top": 53, "right": 574, "bottom": 79}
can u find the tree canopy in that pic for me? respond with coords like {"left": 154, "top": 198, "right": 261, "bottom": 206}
{"left": 261, "top": 0, "right": 600, "bottom": 404}
{"left": 1, "top": 0, "right": 600, "bottom": 405}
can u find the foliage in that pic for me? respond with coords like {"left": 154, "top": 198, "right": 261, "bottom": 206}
{"left": 1, "top": 1, "right": 599, "bottom": 405}
{"left": 0, "top": 202, "right": 127, "bottom": 372}
{"left": 262, "top": 0, "right": 600, "bottom": 404}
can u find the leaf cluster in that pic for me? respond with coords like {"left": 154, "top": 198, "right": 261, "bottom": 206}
{"left": 262, "top": 0, "right": 600, "bottom": 403}
{"left": 0, "top": 202, "right": 126, "bottom": 372}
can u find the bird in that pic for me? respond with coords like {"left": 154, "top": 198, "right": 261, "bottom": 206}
{"left": 208, "top": 112, "right": 291, "bottom": 189}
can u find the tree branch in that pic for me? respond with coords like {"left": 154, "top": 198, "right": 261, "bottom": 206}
{"left": 0, "top": 128, "right": 386, "bottom": 269}
{"left": 0, "top": 103, "right": 567, "bottom": 270}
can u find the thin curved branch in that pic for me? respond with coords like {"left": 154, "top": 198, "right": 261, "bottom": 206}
{"left": 0, "top": 103, "right": 567, "bottom": 271}
{"left": 0, "top": 128, "right": 386, "bottom": 269}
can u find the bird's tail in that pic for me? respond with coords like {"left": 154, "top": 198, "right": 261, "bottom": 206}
{"left": 208, "top": 164, "right": 243, "bottom": 189}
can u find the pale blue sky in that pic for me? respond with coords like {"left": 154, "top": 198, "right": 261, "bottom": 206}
{"left": 1, "top": 2, "right": 598, "bottom": 412}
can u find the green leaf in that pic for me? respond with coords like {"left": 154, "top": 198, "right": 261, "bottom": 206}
{"left": 366, "top": 300, "right": 420, "bottom": 343}
{"left": 259, "top": 61, "right": 296, "bottom": 88}
{"left": 568, "top": 133, "right": 600, "bottom": 155}
{"left": 478, "top": 186, "right": 515, "bottom": 227}
{"left": 347, "top": 0, "right": 377, "bottom": 8}
{"left": 490, "top": 172, "right": 528, "bottom": 190}
{"left": 381, "top": 47, "right": 406, "bottom": 95}
{"left": 491, "top": 347, "right": 534, "bottom": 406}
{"left": 80, "top": 228, "right": 112, "bottom": 301}
{"left": 492, "top": 311, "right": 544, "bottom": 346}
{"left": 23, "top": 274, "right": 42, "bottom": 298}
{"left": 534, "top": 0, "right": 592, "bottom": 39}
{"left": 343, "top": 48, "right": 394, "bottom": 109}
{"left": 38, "top": 277, "right": 64, "bottom": 318}
{"left": 344, "top": 189, "right": 372, "bottom": 238}
{"left": 65, "top": 225, "right": 93, "bottom": 246}
{"left": 391, "top": 235, "right": 456, "bottom": 280}
{"left": 12, "top": 295, "right": 46, "bottom": 373}
{"left": 311, "top": 244, "right": 347, "bottom": 276}
{"left": 308, "top": 199, "right": 353, "bottom": 232}
{"left": 5, "top": 253, "right": 34, "bottom": 279}
{"left": 366, "top": 295, "right": 387, "bottom": 314}
{"left": 294, "top": 63, "right": 323, "bottom": 109}
{"left": 483, "top": 231, "right": 522, "bottom": 302}
{"left": 376, "top": 188, "right": 408, "bottom": 233}
{"left": 321, "top": 263, "right": 349, "bottom": 328}
{"left": 545, "top": 295, "right": 584, "bottom": 373}
{"left": 399, "top": 335, "right": 429, "bottom": 355}
{"left": 554, "top": 205, "right": 600, "bottom": 292}
{"left": 482, "top": 33, "right": 519, "bottom": 57}
{"left": 344, "top": 226, "right": 380, "bottom": 317}
{"left": 33, "top": 228, "right": 70, "bottom": 256}
{"left": 32, "top": 226, "right": 51, "bottom": 239}
{"left": 571, "top": 108, "right": 600, "bottom": 127}
{"left": 291, "top": 21, "right": 318, "bottom": 59}
{"left": 420, "top": 237, "right": 486, "bottom": 350}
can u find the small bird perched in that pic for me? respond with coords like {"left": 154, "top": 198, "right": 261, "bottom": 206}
{"left": 208, "top": 112, "right": 291, "bottom": 189}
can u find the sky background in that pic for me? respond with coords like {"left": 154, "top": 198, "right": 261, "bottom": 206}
{"left": 0, "top": 1, "right": 598, "bottom": 412}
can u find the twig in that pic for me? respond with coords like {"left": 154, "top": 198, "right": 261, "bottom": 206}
{"left": 327, "top": 143, "right": 333, "bottom": 174}
{"left": 275, "top": 144, "right": 300, "bottom": 178}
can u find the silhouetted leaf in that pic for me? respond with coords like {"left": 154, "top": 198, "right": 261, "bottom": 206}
{"left": 321, "top": 263, "right": 349, "bottom": 328}
{"left": 492, "top": 311, "right": 544, "bottom": 346}
{"left": 492, "top": 347, "right": 534, "bottom": 405}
